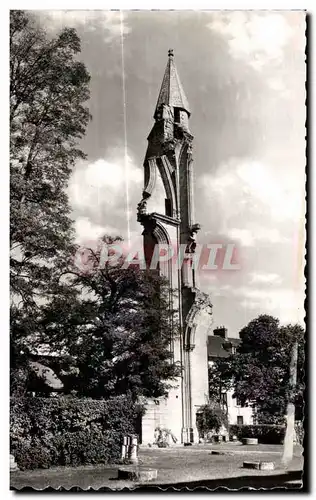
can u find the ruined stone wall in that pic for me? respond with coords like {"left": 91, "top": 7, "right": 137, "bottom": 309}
{"left": 189, "top": 309, "right": 212, "bottom": 438}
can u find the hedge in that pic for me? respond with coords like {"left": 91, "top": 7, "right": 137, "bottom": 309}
{"left": 10, "top": 396, "right": 138, "bottom": 470}
{"left": 229, "top": 424, "right": 285, "bottom": 444}
{"left": 229, "top": 423, "right": 304, "bottom": 445}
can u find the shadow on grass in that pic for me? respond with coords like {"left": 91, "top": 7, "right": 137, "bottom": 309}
{"left": 11, "top": 469, "right": 304, "bottom": 492}
{"left": 135, "top": 469, "right": 303, "bottom": 491}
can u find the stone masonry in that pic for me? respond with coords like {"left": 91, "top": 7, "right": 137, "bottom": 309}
{"left": 137, "top": 50, "right": 213, "bottom": 445}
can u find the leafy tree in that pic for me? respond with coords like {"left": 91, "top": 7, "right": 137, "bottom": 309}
{"left": 208, "top": 359, "right": 232, "bottom": 410}
{"left": 38, "top": 236, "right": 182, "bottom": 402}
{"left": 218, "top": 315, "right": 305, "bottom": 424}
{"left": 196, "top": 402, "right": 228, "bottom": 438}
{"left": 10, "top": 10, "right": 91, "bottom": 385}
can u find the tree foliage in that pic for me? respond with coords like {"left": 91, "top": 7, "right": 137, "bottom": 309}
{"left": 10, "top": 11, "right": 91, "bottom": 373}
{"left": 217, "top": 315, "right": 305, "bottom": 423}
{"left": 37, "top": 236, "right": 181, "bottom": 402}
{"left": 196, "top": 403, "right": 228, "bottom": 437}
{"left": 208, "top": 359, "right": 232, "bottom": 409}
{"left": 9, "top": 12, "right": 196, "bottom": 410}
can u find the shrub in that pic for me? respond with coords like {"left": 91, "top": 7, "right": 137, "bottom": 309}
{"left": 13, "top": 443, "right": 52, "bottom": 470}
{"left": 196, "top": 404, "right": 228, "bottom": 437}
{"left": 229, "top": 424, "right": 285, "bottom": 444}
{"left": 10, "top": 396, "right": 138, "bottom": 470}
{"left": 154, "top": 427, "right": 177, "bottom": 446}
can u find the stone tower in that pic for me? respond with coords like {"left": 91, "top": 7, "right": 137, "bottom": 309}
{"left": 137, "top": 50, "right": 213, "bottom": 445}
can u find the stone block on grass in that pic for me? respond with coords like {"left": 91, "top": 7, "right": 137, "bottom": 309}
{"left": 10, "top": 454, "right": 19, "bottom": 472}
{"left": 243, "top": 461, "right": 260, "bottom": 470}
{"left": 259, "top": 462, "right": 275, "bottom": 471}
{"left": 243, "top": 461, "right": 275, "bottom": 471}
{"left": 118, "top": 467, "right": 158, "bottom": 482}
{"left": 242, "top": 437, "right": 258, "bottom": 445}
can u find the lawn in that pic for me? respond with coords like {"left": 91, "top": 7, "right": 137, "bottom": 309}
{"left": 10, "top": 443, "right": 304, "bottom": 491}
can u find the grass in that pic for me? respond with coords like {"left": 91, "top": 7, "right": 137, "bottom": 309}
{"left": 10, "top": 443, "right": 304, "bottom": 491}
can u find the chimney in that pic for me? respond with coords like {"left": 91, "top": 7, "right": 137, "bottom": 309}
{"left": 213, "top": 327, "right": 228, "bottom": 339}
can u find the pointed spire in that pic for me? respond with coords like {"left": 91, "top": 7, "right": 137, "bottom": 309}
{"left": 154, "top": 49, "right": 191, "bottom": 118}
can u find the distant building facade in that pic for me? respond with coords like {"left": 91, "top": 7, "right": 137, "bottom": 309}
{"left": 208, "top": 327, "right": 254, "bottom": 426}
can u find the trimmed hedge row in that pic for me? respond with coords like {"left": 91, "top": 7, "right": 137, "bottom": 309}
{"left": 229, "top": 424, "right": 285, "bottom": 444}
{"left": 229, "top": 423, "right": 304, "bottom": 445}
{"left": 10, "top": 396, "right": 138, "bottom": 470}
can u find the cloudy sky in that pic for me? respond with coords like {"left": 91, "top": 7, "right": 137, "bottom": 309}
{"left": 36, "top": 10, "right": 306, "bottom": 335}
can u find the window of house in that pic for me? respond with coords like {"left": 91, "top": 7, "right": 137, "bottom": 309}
{"left": 237, "top": 415, "right": 244, "bottom": 425}
{"left": 231, "top": 346, "right": 236, "bottom": 354}
{"left": 236, "top": 396, "right": 242, "bottom": 407}
{"left": 220, "top": 392, "right": 227, "bottom": 405}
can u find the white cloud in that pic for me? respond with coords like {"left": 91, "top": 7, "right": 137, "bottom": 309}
{"left": 197, "top": 155, "right": 305, "bottom": 327}
{"left": 236, "top": 161, "right": 303, "bottom": 221}
{"left": 238, "top": 286, "right": 305, "bottom": 325}
{"left": 202, "top": 273, "right": 219, "bottom": 284}
{"left": 204, "top": 281, "right": 304, "bottom": 325}
{"left": 68, "top": 151, "right": 143, "bottom": 243}
{"left": 69, "top": 152, "right": 142, "bottom": 213}
{"left": 227, "top": 228, "right": 254, "bottom": 247}
{"left": 74, "top": 216, "right": 117, "bottom": 244}
{"left": 36, "top": 10, "right": 130, "bottom": 42}
{"left": 202, "top": 278, "right": 304, "bottom": 325}
{"left": 249, "top": 272, "right": 282, "bottom": 285}
{"left": 207, "top": 11, "right": 294, "bottom": 71}
{"left": 228, "top": 227, "right": 288, "bottom": 247}
{"left": 206, "top": 284, "right": 233, "bottom": 298}
{"left": 199, "top": 158, "right": 304, "bottom": 231}
{"left": 267, "top": 78, "right": 291, "bottom": 99}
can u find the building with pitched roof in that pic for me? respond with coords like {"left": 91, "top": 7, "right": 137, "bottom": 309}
{"left": 208, "top": 327, "right": 254, "bottom": 426}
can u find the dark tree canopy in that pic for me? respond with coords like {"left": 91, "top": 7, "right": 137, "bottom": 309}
{"left": 10, "top": 10, "right": 91, "bottom": 374}
{"left": 9, "top": 14, "right": 180, "bottom": 404}
{"left": 212, "top": 315, "right": 305, "bottom": 424}
{"left": 208, "top": 359, "right": 232, "bottom": 410}
{"left": 38, "top": 237, "right": 181, "bottom": 402}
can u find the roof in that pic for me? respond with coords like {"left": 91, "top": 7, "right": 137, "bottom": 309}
{"left": 29, "top": 361, "right": 63, "bottom": 390}
{"left": 28, "top": 353, "right": 79, "bottom": 391}
{"left": 154, "top": 49, "right": 190, "bottom": 117}
{"left": 207, "top": 335, "right": 240, "bottom": 359}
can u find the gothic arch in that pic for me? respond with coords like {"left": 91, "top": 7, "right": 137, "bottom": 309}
{"left": 152, "top": 220, "right": 171, "bottom": 245}
{"left": 143, "top": 157, "right": 157, "bottom": 198}
{"left": 178, "top": 139, "right": 192, "bottom": 169}
{"left": 156, "top": 156, "right": 178, "bottom": 218}
{"left": 184, "top": 290, "right": 213, "bottom": 350}
{"left": 152, "top": 220, "right": 172, "bottom": 282}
